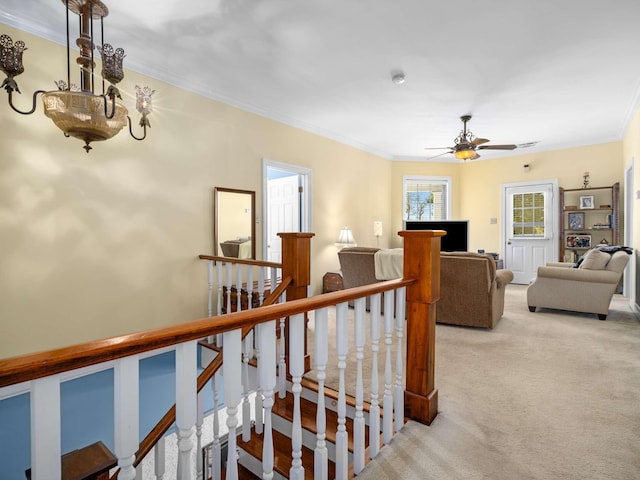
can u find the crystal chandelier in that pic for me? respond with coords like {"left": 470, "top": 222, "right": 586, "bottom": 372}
{"left": 0, "top": 0, "right": 154, "bottom": 153}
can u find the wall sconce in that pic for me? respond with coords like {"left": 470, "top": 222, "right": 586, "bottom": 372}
{"left": 583, "top": 171, "right": 590, "bottom": 189}
{"left": 335, "top": 227, "right": 357, "bottom": 247}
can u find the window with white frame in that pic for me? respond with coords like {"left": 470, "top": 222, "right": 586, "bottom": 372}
{"left": 403, "top": 176, "right": 451, "bottom": 221}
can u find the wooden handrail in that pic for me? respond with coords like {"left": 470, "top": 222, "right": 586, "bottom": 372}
{"left": 127, "top": 276, "right": 294, "bottom": 476}
{"left": 198, "top": 254, "right": 282, "bottom": 269}
{"left": 0, "top": 279, "right": 411, "bottom": 389}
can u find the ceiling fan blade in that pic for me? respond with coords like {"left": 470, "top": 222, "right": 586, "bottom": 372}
{"left": 477, "top": 144, "right": 518, "bottom": 151}
{"left": 425, "top": 151, "right": 454, "bottom": 160}
{"left": 471, "top": 137, "right": 490, "bottom": 146}
{"left": 424, "top": 146, "right": 455, "bottom": 150}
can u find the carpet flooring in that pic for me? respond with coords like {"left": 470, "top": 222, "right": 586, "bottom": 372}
{"left": 355, "top": 284, "right": 640, "bottom": 480}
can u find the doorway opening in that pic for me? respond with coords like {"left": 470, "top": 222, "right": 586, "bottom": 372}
{"left": 262, "top": 159, "right": 312, "bottom": 263}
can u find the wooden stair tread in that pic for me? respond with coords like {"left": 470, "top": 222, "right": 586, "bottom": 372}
{"left": 237, "top": 427, "right": 336, "bottom": 480}
{"left": 219, "top": 463, "right": 260, "bottom": 480}
{"left": 272, "top": 392, "right": 370, "bottom": 451}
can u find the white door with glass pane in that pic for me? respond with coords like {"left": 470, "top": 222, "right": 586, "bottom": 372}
{"left": 503, "top": 181, "right": 558, "bottom": 284}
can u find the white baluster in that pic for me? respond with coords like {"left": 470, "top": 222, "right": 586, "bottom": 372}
{"left": 353, "top": 297, "right": 366, "bottom": 474}
{"left": 176, "top": 342, "right": 197, "bottom": 480}
{"left": 235, "top": 263, "right": 243, "bottom": 311}
{"left": 196, "top": 390, "right": 204, "bottom": 480}
{"left": 278, "top": 315, "right": 287, "bottom": 399}
{"left": 242, "top": 330, "right": 254, "bottom": 442}
{"left": 382, "top": 290, "right": 394, "bottom": 444}
{"left": 258, "top": 267, "right": 265, "bottom": 305}
{"left": 258, "top": 320, "right": 277, "bottom": 480}
{"left": 253, "top": 267, "right": 266, "bottom": 435}
{"left": 216, "top": 262, "right": 224, "bottom": 346}
{"left": 207, "top": 260, "right": 214, "bottom": 317}
{"left": 335, "top": 301, "right": 349, "bottom": 480}
{"left": 225, "top": 262, "right": 232, "bottom": 315}
{"left": 394, "top": 287, "right": 406, "bottom": 433}
{"left": 314, "top": 307, "right": 329, "bottom": 480}
{"left": 216, "top": 262, "right": 223, "bottom": 317}
{"left": 289, "top": 313, "right": 305, "bottom": 480}
{"left": 210, "top": 373, "right": 222, "bottom": 480}
{"left": 114, "top": 356, "right": 139, "bottom": 480}
{"left": 154, "top": 437, "right": 165, "bottom": 480}
{"left": 223, "top": 329, "right": 243, "bottom": 480}
{"left": 254, "top": 324, "right": 264, "bottom": 435}
{"left": 30, "top": 376, "right": 61, "bottom": 480}
{"left": 247, "top": 266, "right": 254, "bottom": 309}
{"left": 369, "top": 293, "right": 382, "bottom": 458}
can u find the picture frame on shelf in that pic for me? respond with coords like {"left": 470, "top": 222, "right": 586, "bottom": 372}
{"left": 568, "top": 212, "right": 585, "bottom": 229}
{"left": 579, "top": 195, "right": 595, "bottom": 209}
{"left": 566, "top": 234, "right": 591, "bottom": 249}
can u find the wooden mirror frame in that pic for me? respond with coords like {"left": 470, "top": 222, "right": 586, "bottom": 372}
{"left": 213, "top": 187, "right": 256, "bottom": 259}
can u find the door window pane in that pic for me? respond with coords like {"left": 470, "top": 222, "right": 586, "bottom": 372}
{"left": 512, "top": 192, "right": 545, "bottom": 237}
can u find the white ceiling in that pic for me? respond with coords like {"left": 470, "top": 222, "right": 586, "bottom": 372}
{"left": 2, "top": 0, "right": 640, "bottom": 161}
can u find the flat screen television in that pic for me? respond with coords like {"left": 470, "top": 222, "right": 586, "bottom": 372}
{"left": 404, "top": 220, "right": 469, "bottom": 252}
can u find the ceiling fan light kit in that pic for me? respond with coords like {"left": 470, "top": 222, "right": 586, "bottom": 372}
{"left": 0, "top": 0, "right": 154, "bottom": 153}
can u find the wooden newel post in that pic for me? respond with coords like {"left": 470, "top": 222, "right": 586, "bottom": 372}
{"left": 399, "top": 229, "right": 445, "bottom": 425}
{"left": 279, "top": 232, "right": 315, "bottom": 372}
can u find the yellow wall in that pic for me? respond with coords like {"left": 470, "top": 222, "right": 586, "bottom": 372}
{"left": 0, "top": 25, "right": 634, "bottom": 358}
{"left": 0, "top": 26, "right": 392, "bottom": 357}
{"left": 392, "top": 143, "right": 625, "bottom": 254}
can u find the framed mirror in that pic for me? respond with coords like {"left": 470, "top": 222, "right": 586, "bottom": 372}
{"left": 214, "top": 187, "right": 256, "bottom": 259}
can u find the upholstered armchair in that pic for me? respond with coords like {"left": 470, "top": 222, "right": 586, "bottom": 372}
{"left": 438, "top": 252, "right": 514, "bottom": 329}
{"left": 527, "top": 249, "right": 630, "bottom": 320}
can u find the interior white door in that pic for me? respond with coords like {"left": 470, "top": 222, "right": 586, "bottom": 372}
{"left": 504, "top": 182, "right": 557, "bottom": 284}
{"left": 266, "top": 174, "right": 300, "bottom": 263}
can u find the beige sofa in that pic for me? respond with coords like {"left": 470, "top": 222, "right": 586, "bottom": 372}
{"left": 337, "top": 247, "right": 514, "bottom": 328}
{"left": 526, "top": 248, "right": 630, "bottom": 320}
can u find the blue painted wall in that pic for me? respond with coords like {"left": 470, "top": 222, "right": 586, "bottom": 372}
{"left": 0, "top": 348, "right": 218, "bottom": 479}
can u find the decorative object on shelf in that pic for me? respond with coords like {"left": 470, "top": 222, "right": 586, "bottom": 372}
{"left": 583, "top": 171, "right": 590, "bottom": 189}
{"left": 579, "top": 195, "right": 595, "bottom": 209}
{"left": 0, "top": 0, "right": 154, "bottom": 152}
{"left": 599, "top": 238, "right": 609, "bottom": 245}
{"left": 335, "top": 227, "right": 357, "bottom": 247}
{"left": 568, "top": 212, "right": 585, "bottom": 229}
{"left": 566, "top": 234, "right": 591, "bottom": 249}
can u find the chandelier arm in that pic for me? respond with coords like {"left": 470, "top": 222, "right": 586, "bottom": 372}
{"left": 127, "top": 115, "right": 147, "bottom": 141}
{"left": 102, "top": 94, "right": 117, "bottom": 120}
{"left": 7, "top": 89, "right": 47, "bottom": 115}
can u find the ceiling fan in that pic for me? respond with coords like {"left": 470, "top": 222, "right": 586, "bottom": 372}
{"left": 425, "top": 115, "right": 519, "bottom": 161}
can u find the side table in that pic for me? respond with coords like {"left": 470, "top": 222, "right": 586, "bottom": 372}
{"left": 322, "top": 272, "right": 344, "bottom": 293}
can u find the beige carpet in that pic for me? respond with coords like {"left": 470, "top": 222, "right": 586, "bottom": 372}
{"left": 307, "top": 284, "right": 640, "bottom": 480}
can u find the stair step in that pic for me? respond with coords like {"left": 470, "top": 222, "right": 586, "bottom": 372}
{"left": 219, "top": 463, "right": 260, "bottom": 480}
{"left": 237, "top": 427, "right": 336, "bottom": 480}
{"left": 272, "top": 392, "right": 369, "bottom": 452}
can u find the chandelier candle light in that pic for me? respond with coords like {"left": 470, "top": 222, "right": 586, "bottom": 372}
{"left": 0, "top": 0, "right": 154, "bottom": 152}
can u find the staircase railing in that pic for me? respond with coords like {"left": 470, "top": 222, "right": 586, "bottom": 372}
{"left": 0, "top": 230, "right": 443, "bottom": 480}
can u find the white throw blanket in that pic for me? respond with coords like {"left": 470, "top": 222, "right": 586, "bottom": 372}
{"left": 374, "top": 248, "right": 404, "bottom": 280}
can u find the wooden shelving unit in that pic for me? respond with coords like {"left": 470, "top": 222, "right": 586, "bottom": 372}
{"left": 559, "top": 183, "right": 619, "bottom": 262}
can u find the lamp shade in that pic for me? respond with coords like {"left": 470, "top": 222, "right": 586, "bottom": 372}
{"left": 335, "top": 227, "right": 357, "bottom": 247}
{"left": 454, "top": 148, "right": 478, "bottom": 160}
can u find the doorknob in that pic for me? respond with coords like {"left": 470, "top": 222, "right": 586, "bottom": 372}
{"left": 507, "top": 241, "right": 512, "bottom": 245}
